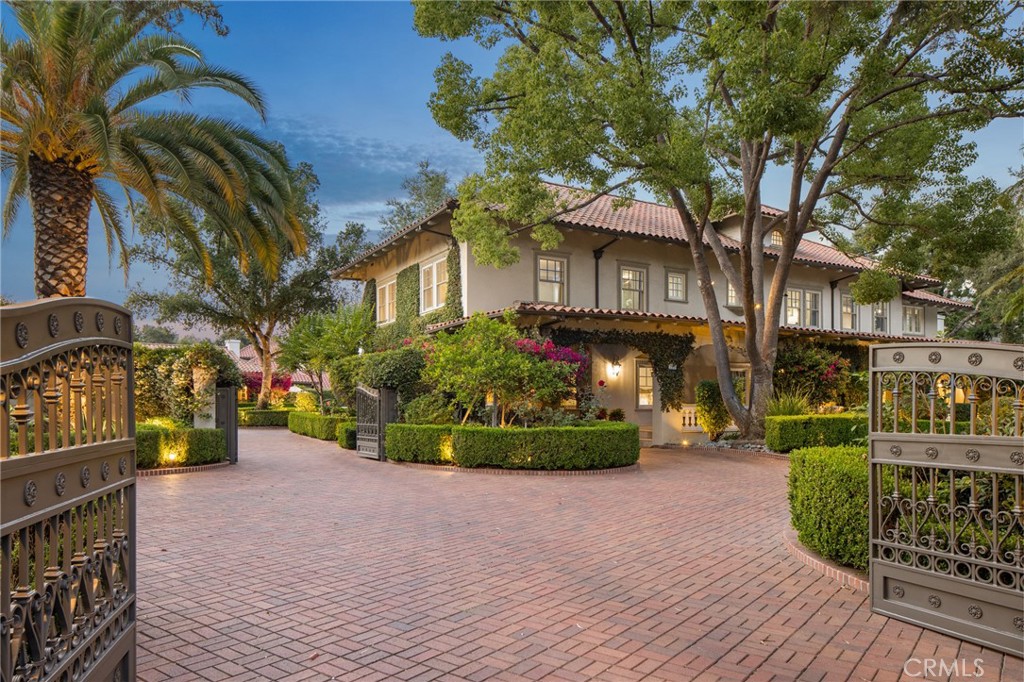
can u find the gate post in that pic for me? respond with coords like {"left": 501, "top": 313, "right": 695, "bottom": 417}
{"left": 216, "top": 386, "right": 239, "bottom": 464}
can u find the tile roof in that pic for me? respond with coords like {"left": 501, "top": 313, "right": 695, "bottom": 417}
{"left": 903, "top": 289, "right": 972, "bottom": 309}
{"left": 427, "top": 301, "right": 958, "bottom": 343}
{"left": 227, "top": 343, "right": 324, "bottom": 387}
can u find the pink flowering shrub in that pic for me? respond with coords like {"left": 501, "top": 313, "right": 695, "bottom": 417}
{"left": 514, "top": 338, "right": 589, "bottom": 384}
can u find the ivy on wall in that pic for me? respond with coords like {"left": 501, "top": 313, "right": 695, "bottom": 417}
{"left": 550, "top": 328, "right": 696, "bottom": 411}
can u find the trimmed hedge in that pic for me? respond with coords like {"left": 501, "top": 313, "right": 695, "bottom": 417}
{"left": 288, "top": 411, "right": 346, "bottom": 440}
{"left": 386, "top": 424, "right": 452, "bottom": 463}
{"left": 239, "top": 407, "right": 292, "bottom": 427}
{"left": 384, "top": 422, "right": 640, "bottom": 470}
{"left": 337, "top": 422, "right": 357, "bottom": 450}
{"left": 788, "top": 446, "right": 869, "bottom": 570}
{"left": 135, "top": 424, "right": 226, "bottom": 469}
{"left": 765, "top": 414, "right": 867, "bottom": 452}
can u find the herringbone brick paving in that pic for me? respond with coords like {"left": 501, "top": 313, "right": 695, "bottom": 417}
{"left": 136, "top": 429, "right": 1021, "bottom": 681}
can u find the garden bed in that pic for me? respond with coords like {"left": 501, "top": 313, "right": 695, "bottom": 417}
{"left": 385, "top": 422, "right": 640, "bottom": 470}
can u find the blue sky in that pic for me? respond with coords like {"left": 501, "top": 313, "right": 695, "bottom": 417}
{"left": 2, "top": 1, "right": 1021, "bottom": 305}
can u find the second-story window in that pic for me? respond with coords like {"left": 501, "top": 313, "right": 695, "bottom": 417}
{"left": 619, "top": 265, "right": 646, "bottom": 311}
{"left": 903, "top": 305, "right": 924, "bottom": 335}
{"left": 665, "top": 269, "right": 687, "bottom": 302}
{"left": 784, "top": 288, "right": 822, "bottom": 327}
{"left": 873, "top": 302, "right": 888, "bottom": 333}
{"left": 726, "top": 281, "right": 740, "bottom": 307}
{"left": 770, "top": 231, "right": 784, "bottom": 247}
{"left": 804, "top": 291, "right": 821, "bottom": 328}
{"left": 377, "top": 279, "right": 397, "bottom": 324}
{"left": 841, "top": 293, "right": 857, "bottom": 330}
{"left": 784, "top": 288, "right": 802, "bottom": 325}
{"left": 420, "top": 256, "right": 448, "bottom": 313}
{"left": 537, "top": 255, "right": 567, "bottom": 304}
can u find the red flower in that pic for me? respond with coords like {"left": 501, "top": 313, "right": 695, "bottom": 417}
{"left": 597, "top": 379, "right": 606, "bottom": 387}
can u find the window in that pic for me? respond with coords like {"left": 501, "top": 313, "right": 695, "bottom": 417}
{"left": 636, "top": 361, "right": 654, "bottom": 408}
{"left": 784, "top": 288, "right": 822, "bottom": 327}
{"left": 726, "top": 281, "right": 740, "bottom": 307}
{"left": 937, "top": 313, "right": 946, "bottom": 334}
{"left": 420, "top": 257, "right": 448, "bottom": 313}
{"left": 536, "top": 255, "right": 567, "bottom": 304}
{"left": 619, "top": 265, "right": 647, "bottom": 311}
{"left": 873, "top": 302, "right": 888, "bottom": 333}
{"left": 840, "top": 293, "right": 857, "bottom": 331}
{"left": 377, "top": 279, "right": 397, "bottom": 324}
{"left": 903, "top": 305, "right": 924, "bottom": 335}
{"left": 665, "top": 269, "right": 687, "bottom": 302}
{"left": 770, "top": 231, "right": 784, "bottom": 247}
{"left": 731, "top": 368, "right": 749, "bottom": 405}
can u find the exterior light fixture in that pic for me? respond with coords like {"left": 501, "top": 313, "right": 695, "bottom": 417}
{"left": 357, "top": 346, "right": 364, "bottom": 356}
{"left": 608, "top": 361, "right": 622, "bottom": 379}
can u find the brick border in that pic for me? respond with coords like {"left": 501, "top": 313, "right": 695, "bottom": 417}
{"left": 137, "top": 461, "right": 233, "bottom": 477}
{"left": 688, "top": 445, "right": 790, "bottom": 462}
{"left": 782, "top": 528, "right": 869, "bottom": 593}
{"left": 387, "top": 460, "right": 640, "bottom": 476}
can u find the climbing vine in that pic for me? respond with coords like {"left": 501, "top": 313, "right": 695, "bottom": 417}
{"left": 550, "top": 328, "right": 696, "bottom": 411}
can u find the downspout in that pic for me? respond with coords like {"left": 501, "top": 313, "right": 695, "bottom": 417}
{"left": 593, "top": 238, "right": 619, "bottom": 308}
{"left": 829, "top": 272, "right": 858, "bottom": 330}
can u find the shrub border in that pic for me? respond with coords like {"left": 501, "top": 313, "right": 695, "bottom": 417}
{"left": 388, "top": 460, "right": 640, "bottom": 476}
{"left": 781, "top": 528, "right": 868, "bottom": 593}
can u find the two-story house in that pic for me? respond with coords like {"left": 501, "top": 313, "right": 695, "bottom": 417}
{"left": 335, "top": 183, "right": 969, "bottom": 445}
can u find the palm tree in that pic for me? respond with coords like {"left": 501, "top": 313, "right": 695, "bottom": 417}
{"left": 1, "top": 1, "right": 305, "bottom": 298}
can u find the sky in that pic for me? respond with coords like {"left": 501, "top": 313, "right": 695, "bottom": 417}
{"left": 1, "top": 1, "right": 1022, "bottom": 306}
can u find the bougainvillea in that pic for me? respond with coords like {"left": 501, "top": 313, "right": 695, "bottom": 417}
{"left": 514, "top": 338, "right": 589, "bottom": 383}
{"left": 773, "top": 341, "right": 853, "bottom": 406}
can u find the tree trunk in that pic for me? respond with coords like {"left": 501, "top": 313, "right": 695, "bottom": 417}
{"left": 28, "top": 154, "right": 94, "bottom": 297}
{"left": 256, "top": 340, "right": 274, "bottom": 409}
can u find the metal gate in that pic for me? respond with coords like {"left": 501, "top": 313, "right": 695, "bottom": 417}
{"left": 869, "top": 342, "right": 1024, "bottom": 656}
{"left": 355, "top": 384, "right": 397, "bottom": 461}
{"left": 1, "top": 298, "right": 136, "bottom": 682}
{"left": 215, "top": 387, "right": 238, "bottom": 464}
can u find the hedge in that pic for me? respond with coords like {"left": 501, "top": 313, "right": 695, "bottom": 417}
{"left": 287, "top": 411, "right": 346, "bottom": 440}
{"left": 384, "top": 422, "right": 640, "bottom": 470}
{"left": 765, "top": 414, "right": 867, "bottom": 452}
{"left": 239, "top": 407, "right": 292, "bottom": 427}
{"left": 135, "top": 424, "right": 226, "bottom": 469}
{"left": 385, "top": 424, "right": 452, "bottom": 463}
{"left": 788, "top": 446, "right": 869, "bottom": 570}
{"left": 337, "top": 422, "right": 357, "bottom": 450}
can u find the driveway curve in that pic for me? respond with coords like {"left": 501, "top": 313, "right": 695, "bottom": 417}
{"left": 136, "top": 429, "right": 1020, "bottom": 681}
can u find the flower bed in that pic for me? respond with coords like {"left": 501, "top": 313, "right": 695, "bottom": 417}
{"left": 385, "top": 422, "right": 640, "bottom": 470}
{"left": 239, "top": 407, "right": 292, "bottom": 427}
{"left": 136, "top": 424, "right": 226, "bottom": 469}
{"left": 765, "top": 414, "right": 866, "bottom": 452}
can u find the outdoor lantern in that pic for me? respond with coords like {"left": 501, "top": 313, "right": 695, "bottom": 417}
{"left": 608, "top": 361, "right": 622, "bottom": 379}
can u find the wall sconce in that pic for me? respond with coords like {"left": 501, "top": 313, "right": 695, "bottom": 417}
{"left": 608, "top": 361, "right": 622, "bottom": 379}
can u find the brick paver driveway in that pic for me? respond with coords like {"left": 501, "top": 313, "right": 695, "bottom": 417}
{"left": 137, "top": 429, "right": 1021, "bottom": 681}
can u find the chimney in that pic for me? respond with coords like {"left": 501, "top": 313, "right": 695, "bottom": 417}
{"left": 225, "top": 339, "right": 242, "bottom": 356}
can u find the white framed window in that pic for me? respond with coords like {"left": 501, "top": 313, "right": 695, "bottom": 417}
{"left": 420, "top": 256, "right": 448, "bottom": 313}
{"left": 536, "top": 254, "right": 568, "bottom": 304}
{"left": 665, "top": 269, "right": 687, "bottom": 303}
{"left": 731, "top": 367, "right": 750, "bottom": 405}
{"left": 377, "top": 279, "right": 397, "bottom": 324}
{"left": 840, "top": 293, "right": 857, "bottom": 331}
{"left": 726, "top": 281, "right": 740, "bottom": 307}
{"left": 619, "top": 265, "right": 647, "bottom": 311}
{"left": 937, "top": 312, "right": 946, "bottom": 334}
{"left": 903, "top": 305, "right": 924, "bottom": 335}
{"left": 873, "top": 302, "right": 888, "bottom": 333}
{"left": 636, "top": 360, "right": 654, "bottom": 408}
{"left": 783, "top": 288, "right": 822, "bottom": 327}
{"left": 770, "top": 231, "right": 784, "bottom": 247}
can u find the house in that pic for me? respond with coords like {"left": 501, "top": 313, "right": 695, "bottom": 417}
{"left": 223, "top": 339, "right": 327, "bottom": 396}
{"left": 334, "top": 183, "right": 970, "bottom": 445}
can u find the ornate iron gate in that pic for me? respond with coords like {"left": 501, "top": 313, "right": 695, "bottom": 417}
{"left": 869, "top": 342, "right": 1024, "bottom": 656}
{"left": 1, "top": 298, "right": 136, "bottom": 682}
{"left": 355, "top": 384, "right": 397, "bottom": 461}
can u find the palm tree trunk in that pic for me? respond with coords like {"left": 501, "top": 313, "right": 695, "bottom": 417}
{"left": 28, "top": 155, "right": 93, "bottom": 297}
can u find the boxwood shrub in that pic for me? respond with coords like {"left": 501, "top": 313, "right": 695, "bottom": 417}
{"left": 386, "top": 424, "right": 453, "bottom": 463}
{"left": 765, "top": 414, "right": 867, "bottom": 452}
{"left": 288, "top": 411, "right": 346, "bottom": 440}
{"left": 239, "top": 407, "right": 292, "bottom": 427}
{"left": 336, "top": 422, "right": 357, "bottom": 450}
{"left": 788, "top": 445, "right": 869, "bottom": 570}
{"left": 450, "top": 422, "right": 639, "bottom": 470}
{"left": 135, "top": 424, "right": 226, "bottom": 469}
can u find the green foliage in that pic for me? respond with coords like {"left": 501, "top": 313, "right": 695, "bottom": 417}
{"left": 293, "top": 392, "right": 317, "bottom": 413}
{"left": 134, "top": 342, "right": 240, "bottom": 424}
{"left": 287, "top": 411, "right": 347, "bottom": 441}
{"left": 767, "top": 392, "right": 812, "bottom": 417}
{"left": 608, "top": 408, "right": 625, "bottom": 422}
{"left": 134, "top": 324, "right": 179, "bottom": 343}
{"left": 238, "top": 408, "right": 291, "bottom": 427}
{"left": 550, "top": 329, "right": 695, "bottom": 411}
{"left": 850, "top": 269, "right": 902, "bottom": 306}
{"left": 773, "top": 341, "right": 853, "bottom": 407}
{"left": 135, "top": 424, "right": 226, "bottom": 469}
{"left": 336, "top": 422, "right": 358, "bottom": 450}
{"left": 788, "top": 446, "right": 869, "bottom": 570}
{"left": 402, "top": 393, "right": 456, "bottom": 425}
{"left": 449, "top": 423, "right": 640, "bottom": 470}
{"left": 695, "top": 381, "right": 731, "bottom": 441}
{"left": 330, "top": 347, "right": 426, "bottom": 410}
{"left": 379, "top": 160, "right": 455, "bottom": 236}
{"left": 765, "top": 414, "right": 868, "bottom": 453}
{"left": 385, "top": 424, "right": 453, "bottom": 463}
